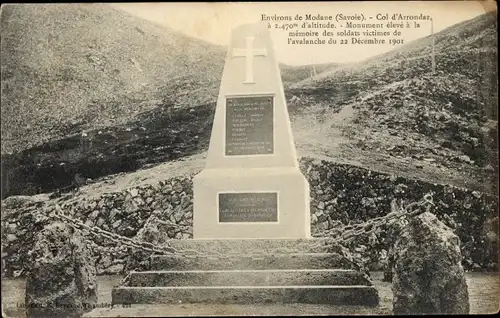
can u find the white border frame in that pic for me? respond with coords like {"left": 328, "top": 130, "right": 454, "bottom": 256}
{"left": 223, "top": 92, "right": 276, "bottom": 158}
{"left": 216, "top": 190, "right": 280, "bottom": 224}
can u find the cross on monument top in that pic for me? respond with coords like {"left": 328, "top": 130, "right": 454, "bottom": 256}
{"left": 232, "top": 36, "right": 267, "bottom": 84}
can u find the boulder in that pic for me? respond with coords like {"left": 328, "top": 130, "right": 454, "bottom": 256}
{"left": 25, "top": 221, "right": 97, "bottom": 318}
{"left": 392, "top": 212, "right": 469, "bottom": 314}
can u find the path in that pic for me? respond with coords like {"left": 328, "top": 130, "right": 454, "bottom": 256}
{"left": 2, "top": 272, "right": 498, "bottom": 317}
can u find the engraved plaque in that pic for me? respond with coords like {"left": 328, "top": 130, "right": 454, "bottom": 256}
{"left": 219, "top": 192, "right": 278, "bottom": 223}
{"left": 225, "top": 96, "right": 274, "bottom": 156}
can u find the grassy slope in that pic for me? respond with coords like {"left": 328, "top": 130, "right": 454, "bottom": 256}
{"left": 0, "top": 3, "right": 225, "bottom": 154}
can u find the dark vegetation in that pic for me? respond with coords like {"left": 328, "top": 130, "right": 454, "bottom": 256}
{"left": 2, "top": 103, "right": 215, "bottom": 197}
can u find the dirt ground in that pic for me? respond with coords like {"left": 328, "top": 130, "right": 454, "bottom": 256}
{"left": 2, "top": 272, "right": 498, "bottom": 317}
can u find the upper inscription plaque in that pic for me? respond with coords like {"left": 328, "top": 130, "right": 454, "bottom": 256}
{"left": 225, "top": 96, "right": 274, "bottom": 156}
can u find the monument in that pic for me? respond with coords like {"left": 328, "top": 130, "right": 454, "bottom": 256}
{"left": 110, "top": 22, "right": 379, "bottom": 309}
{"left": 193, "top": 22, "right": 311, "bottom": 239}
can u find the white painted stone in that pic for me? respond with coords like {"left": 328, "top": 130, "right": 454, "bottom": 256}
{"left": 193, "top": 22, "right": 310, "bottom": 239}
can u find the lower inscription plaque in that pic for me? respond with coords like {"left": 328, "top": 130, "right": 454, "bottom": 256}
{"left": 218, "top": 192, "right": 278, "bottom": 223}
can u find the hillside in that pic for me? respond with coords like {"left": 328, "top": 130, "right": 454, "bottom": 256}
{"left": 0, "top": 4, "right": 324, "bottom": 198}
{"left": 1, "top": 3, "right": 226, "bottom": 154}
{"left": 288, "top": 10, "right": 498, "bottom": 194}
{"left": 1, "top": 6, "right": 498, "bottom": 198}
{"left": 293, "top": 10, "right": 498, "bottom": 90}
{"left": 279, "top": 63, "right": 339, "bottom": 89}
{"left": 0, "top": 3, "right": 320, "bottom": 156}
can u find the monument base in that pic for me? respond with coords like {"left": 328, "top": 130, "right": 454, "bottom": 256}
{"left": 192, "top": 167, "right": 311, "bottom": 239}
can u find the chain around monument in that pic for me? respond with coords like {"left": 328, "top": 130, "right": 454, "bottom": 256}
{"left": 49, "top": 192, "right": 434, "bottom": 258}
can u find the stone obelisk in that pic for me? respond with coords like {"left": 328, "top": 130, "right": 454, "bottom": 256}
{"left": 192, "top": 22, "right": 311, "bottom": 239}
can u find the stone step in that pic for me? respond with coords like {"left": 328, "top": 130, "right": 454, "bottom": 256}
{"left": 158, "top": 238, "right": 334, "bottom": 255}
{"left": 112, "top": 285, "right": 380, "bottom": 306}
{"left": 125, "top": 269, "right": 371, "bottom": 287}
{"left": 150, "top": 253, "right": 354, "bottom": 271}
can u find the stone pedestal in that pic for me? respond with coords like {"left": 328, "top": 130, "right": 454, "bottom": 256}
{"left": 193, "top": 168, "right": 310, "bottom": 239}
